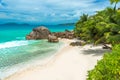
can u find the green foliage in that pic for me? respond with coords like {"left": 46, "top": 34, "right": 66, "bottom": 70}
{"left": 109, "top": 0, "right": 120, "bottom": 11}
{"left": 87, "top": 44, "right": 120, "bottom": 80}
{"left": 74, "top": 7, "right": 120, "bottom": 45}
{"left": 110, "top": 0, "right": 120, "bottom": 4}
{"left": 75, "top": 1, "right": 120, "bottom": 80}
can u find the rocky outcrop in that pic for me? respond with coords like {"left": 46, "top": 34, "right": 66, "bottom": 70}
{"left": 26, "top": 26, "right": 75, "bottom": 43}
{"left": 70, "top": 41, "right": 86, "bottom": 46}
{"left": 26, "top": 26, "right": 51, "bottom": 40}
{"left": 48, "top": 35, "right": 59, "bottom": 43}
{"left": 53, "top": 30, "right": 74, "bottom": 39}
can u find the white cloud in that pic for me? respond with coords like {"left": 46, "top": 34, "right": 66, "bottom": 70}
{"left": 0, "top": 0, "right": 115, "bottom": 24}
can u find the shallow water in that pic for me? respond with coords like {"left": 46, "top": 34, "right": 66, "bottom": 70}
{"left": 0, "top": 24, "right": 73, "bottom": 79}
{"left": 0, "top": 25, "right": 74, "bottom": 43}
{"left": 0, "top": 40, "right": 62, "bottom": 79}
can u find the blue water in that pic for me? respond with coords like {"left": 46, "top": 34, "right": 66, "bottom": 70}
{"left": 0, "top": 24, "right": 74, "bottom": 79}
{"left": 0, "top": 25, "right": 74, "bottom": 43}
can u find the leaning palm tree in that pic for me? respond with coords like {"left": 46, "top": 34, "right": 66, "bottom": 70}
{"left": 109, "top": 0, "right": 120, "bottom": 12}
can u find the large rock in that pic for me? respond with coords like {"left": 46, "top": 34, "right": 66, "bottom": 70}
{"left": 26, "top": 26, "right": 51, "bottom": 40}
{"left": 53, "top": 30, "right": 75, "bottom": 39}
{"left": 53, "top": 32, "right": 66, "bottom": 38}
{"left": 48, "top": 35, "right": 59, "bottom": 43}
{"left": 26, "top": 27, "right": 75, "bottom": 40}
{"left": 70, "top": 41, "right": 86, "bottom": 46}
{"left": 65, "top": 30, "right": 74, "bottom": 39}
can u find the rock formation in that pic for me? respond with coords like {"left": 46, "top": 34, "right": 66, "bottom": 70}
{"left": 53, "top": 30, "right": 74, "bottom": 39}
{"left": 48, "top": 35, "right": 59, "bottom": 43}
{"left": 70, "top": 41, "right": 86, "bottom": 46}
{"left": 26, "top": 26, "right": 75, "bottom": 43}
{"left": 26, "top": 26, "right": 51, "bottom": 40}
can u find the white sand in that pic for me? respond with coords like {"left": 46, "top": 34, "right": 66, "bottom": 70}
{"left": 4, "top": 39, "right": 110, "bottom": 80}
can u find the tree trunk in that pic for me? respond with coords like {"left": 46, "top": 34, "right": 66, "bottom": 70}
{"left": 114, "top": 2, "right": 117, "bottom": 13}
{"left": 103, "top": 44, "right": 112, "bottom": 50}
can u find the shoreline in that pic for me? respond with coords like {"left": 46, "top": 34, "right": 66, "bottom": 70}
{"left": 0, "top": 39, "right": 63, "bottom": 80}
{"left": 4, "top": 39, "right": 110, "bottom": 80}
{"left": 2, "top": 39, "right": 67, "bottom": 80}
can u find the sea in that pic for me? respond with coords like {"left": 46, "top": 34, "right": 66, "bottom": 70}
{"left": 0, "top": 24, "right": 74, "bottom": 79}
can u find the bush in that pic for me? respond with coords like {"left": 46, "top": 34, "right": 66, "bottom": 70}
{"left": 87, "top": 45, "right": 120, "bottom": 80}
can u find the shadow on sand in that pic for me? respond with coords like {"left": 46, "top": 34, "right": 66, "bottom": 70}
{"left": 81, "top": 48, "right": 111, "bottom": 56}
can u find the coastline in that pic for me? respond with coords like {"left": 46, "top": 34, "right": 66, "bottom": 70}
{"left": 0, "top": 40, "right": 63, "bottom": 80}
{"left": 4, "top": 39, "right": 110, "bottom": 80}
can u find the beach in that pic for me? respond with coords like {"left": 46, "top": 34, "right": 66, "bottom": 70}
{"left": 0, "top": 0, "right": 119, "bottom": 79}
{"left": 4, "top": 39, "right": 110, "bottom": 80}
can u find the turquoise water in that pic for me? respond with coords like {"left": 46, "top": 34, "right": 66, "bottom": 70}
{"left": 0, "top": 25, "right": 74, "bottom": 43}
{"left": 0, "top": 25, "right": 74, "bottom": 79}
{"left": 0, "top": 40, "right": 62, "bottom": 79}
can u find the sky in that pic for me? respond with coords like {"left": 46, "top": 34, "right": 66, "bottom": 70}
{"left": 0, "top": 0, "right": 119, "bottom": 25}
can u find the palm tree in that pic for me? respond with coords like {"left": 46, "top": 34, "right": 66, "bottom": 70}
{"left": 109, "top": 0, "right": 120, "bottom": 12}
{"left": 80, "top": 14, "right": 88, "bottom": 22}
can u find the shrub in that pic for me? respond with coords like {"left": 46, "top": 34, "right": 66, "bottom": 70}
{"left": 87, "top": 44, "right": 120, "bottom": 80}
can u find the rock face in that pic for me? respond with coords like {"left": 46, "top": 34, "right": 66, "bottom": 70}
{"left": 26, "top": 26, "right": 75, "bottom": 43}
{"left": 53, "top": 30, "right": 74, "bottom": 39}
{"left": 70, "top": 41, "right": 86, "bottom": 46}
{"left": 48, "top": 35, "right": 59, "bottom": 43}
{"left": 26, "top": 26, "right": 51, "bottom": 40}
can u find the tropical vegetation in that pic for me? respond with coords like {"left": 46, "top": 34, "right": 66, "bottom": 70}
{"left": 74, "top": 0, "right": 120, "bottom": 46}
{"left": 74, "top": 0, "right": 120, "bottom": 80}
{"left": 87, "top": 44, "right": 120, "bottom": 80}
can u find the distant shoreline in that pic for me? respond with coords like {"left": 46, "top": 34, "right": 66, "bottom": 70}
{"left": 0, "top": 22, "right": 75, "bottom": 27}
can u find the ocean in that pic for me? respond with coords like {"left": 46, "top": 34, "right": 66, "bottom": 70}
{"left": 0, "top": 24, "right": 74, "bottom": 79}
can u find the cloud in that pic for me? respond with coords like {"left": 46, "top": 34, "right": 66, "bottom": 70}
{"left": 0, "top": 0, "right": 118, "bottom": 24}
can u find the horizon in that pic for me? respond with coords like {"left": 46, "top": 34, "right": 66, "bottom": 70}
{"left": 0, "top": 0, "right": 120, "bottom": 79}
{"left": 0, "top": 22, "right": 75, "bottom": 25}
{"left": 0, "top": 0, "right": 120, "bottom": 24}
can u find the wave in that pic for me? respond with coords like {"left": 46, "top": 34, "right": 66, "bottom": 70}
{"left": 0, "top": 40, "right": 36, "bottom": 49}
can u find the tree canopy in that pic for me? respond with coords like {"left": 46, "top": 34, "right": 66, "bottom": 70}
{"left": 76, "top": 1, "right": 120, "bottom": 80}
{"left": 109, "top": 0, "right": 120, "bottom": 11}
{"left": 74, "top": 7, "right": 120, "bottom": 45}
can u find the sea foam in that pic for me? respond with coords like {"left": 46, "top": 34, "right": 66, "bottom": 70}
{"left": 0, "top": 40, "right": 35, "bottom": 49}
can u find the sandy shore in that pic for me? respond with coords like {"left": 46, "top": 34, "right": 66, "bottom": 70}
{"left": 4, "top": 39, "right": 110, "bottom": 80}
